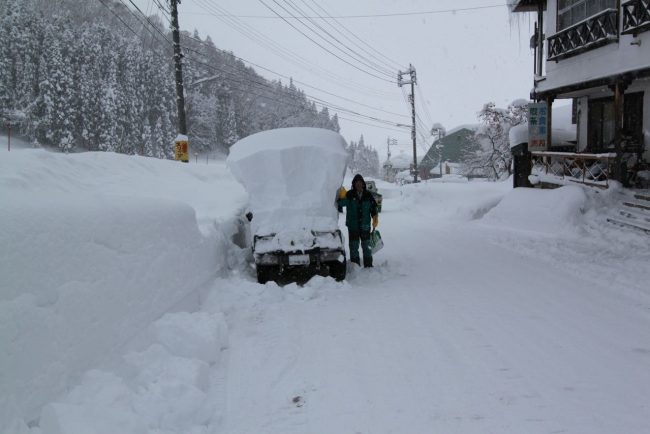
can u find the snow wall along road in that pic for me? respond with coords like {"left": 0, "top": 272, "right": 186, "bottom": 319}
{"left": 0, "top": 150, "right": 245, "bottom": 424}
{"left": 226, "top": 128, "right": 348, "bottom": 237}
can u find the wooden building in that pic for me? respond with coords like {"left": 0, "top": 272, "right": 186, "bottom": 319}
{"left": 510, "top": 0, "right": 650, "bottom": 187}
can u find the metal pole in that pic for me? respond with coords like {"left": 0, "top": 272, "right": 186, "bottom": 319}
{"left": 397, "top": 65, "right": 418, "bottom": 183}
{"left": 7, "top": 124, "right": 10, "bottom": 152}
{"left": 411, "top": 78, "right": 418, "bottom": 183}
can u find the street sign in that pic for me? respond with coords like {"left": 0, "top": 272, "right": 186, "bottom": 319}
{"left": 528, "top": 102, "right": 548, "bottom": 151}
{"left": 174, "top": 137, "right": 189, "bottom": 162}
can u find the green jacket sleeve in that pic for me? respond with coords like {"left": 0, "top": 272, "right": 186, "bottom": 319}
{"left": 369, "top": 195, "right": 378, "bottom": 217}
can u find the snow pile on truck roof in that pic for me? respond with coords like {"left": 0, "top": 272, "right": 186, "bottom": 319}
{"left": 227, "top": 128, "right": 348, "bottom": 236}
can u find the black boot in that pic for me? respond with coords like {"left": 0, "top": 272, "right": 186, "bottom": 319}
{"left": 363, "top": 257, "right": 373, "bottom": 268}
{"left": 351, "top": 257, "right": 360, "bottom": 266}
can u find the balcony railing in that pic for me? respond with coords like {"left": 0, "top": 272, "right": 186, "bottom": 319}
{"left": 547, "top": 8, "right": 619, "bottom": 61}
{"left": 530, "top": 151, "right": 616, "bottom": 188}
{"left": 622, "top": 0, "right": 650, "bottom": 35}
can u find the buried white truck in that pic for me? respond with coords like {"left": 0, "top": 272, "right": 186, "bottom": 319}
{"left": 227, "top": 127, "right": 349, "bottom": 283}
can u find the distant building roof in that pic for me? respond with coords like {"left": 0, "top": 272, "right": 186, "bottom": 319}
{"left": 445, "top": 124, "right": 479, "bottom": 136}
{"left": 420, "top": 126, "right": 480, "bottom": 168}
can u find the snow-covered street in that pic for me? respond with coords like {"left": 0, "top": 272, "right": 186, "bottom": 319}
{"left": 2, "top": 149, "right": 650, "bottom": 433}
{"left": 214, "top": 181, "right": 650, "bottom": 434}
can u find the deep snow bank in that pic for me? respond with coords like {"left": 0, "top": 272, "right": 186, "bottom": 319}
{"left": 381, "top": 179, "right": 511, "bottom": 222}
{"left": 0, "top": 149, "right": 246, "bottom": 424}
{"left": 480, "top": 185, "right": 588, "bottom": 234}
{"left": 37, "top": 310, "right": 228, "bottom": 434}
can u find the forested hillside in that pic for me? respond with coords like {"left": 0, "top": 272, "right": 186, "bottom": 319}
{"left": 0, "top": 0, "right": 340, "bottom": 157}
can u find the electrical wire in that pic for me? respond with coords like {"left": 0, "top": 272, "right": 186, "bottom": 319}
{"left": 186, "top": 4, "right": 508, "bottom": 19}
{"left": 182, "top": 50, "right": 408, "bottom": 129}
{"left": 258, "top": 0, "right": 396, "bottom": 83}
{"left": 182, "top": 36, "right": 408, "bottom": 119}
{"left": 195, "top": 0, "right": 396, "bottom": 98}
{"left": 101, "top": 0, "right": 410, "bottom": 133}
{"left": 280, "top": 0, "right": 395, "bottom": 77}
{"left": 301, "top": 0, "right": 404, "bottom": 72}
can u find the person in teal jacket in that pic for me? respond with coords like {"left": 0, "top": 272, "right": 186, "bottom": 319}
{"left": 337, "top": 173, "right": 379, "bottom": 267}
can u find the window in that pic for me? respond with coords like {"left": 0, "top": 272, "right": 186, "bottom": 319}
{"left": 557, "top": 0, "right": 616, "bottom": 31}
{"left": 588, "top": 93, "right": 644, "bottom": 151}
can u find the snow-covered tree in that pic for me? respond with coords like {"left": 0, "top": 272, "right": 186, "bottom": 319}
{"left": 347, "top": 134, "right": 381, "bottom": 177}
{"left": 461, "top": 101, "right": 528, "bottom": 180}
{"left": 0, "top": 0, "right": 341, "bottom": 157}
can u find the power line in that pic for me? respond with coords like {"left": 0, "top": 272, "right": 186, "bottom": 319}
{"left": 183, "top": 50, "right": 408, "bottom": 129}
{"left": 97, "top": 0, "right": 150, "bottom": 41}
{"left": 125, "top": 0, "right": 170, "bottom": 41}
{"left": 280, "top": 0, "right": 396, "bottom": 77}
{"left": 115, "top": 0, "right": 171, "bottom": 46}
{"left": 180, "top": 38, "right": 409, "bottom": 120}
{"left": 300, "top": 0, "right": 404, "bottom": 72}
{"left": 195, "top": 0, "right": 396, "bottom": 98}
{"left": 185, "top": 4, "right": 508, "bottom": 19}
{"left": 151, "top": 0, "right": 172, "bottom": 24}
{"left": 152, "top": 0, "right": 170, "bottom": 14}
{"left": 102, "top": 0, "right": 409, "bottom": 133}
{"left": 258, "top": 0, "right": 396, "bottom": 83}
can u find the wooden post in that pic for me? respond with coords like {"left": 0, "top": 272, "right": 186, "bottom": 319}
{"left": 537, "top": 1, "right": 544, "bottom": 77}
{"left": 546, "top": 96, "right": 554, "bottom": 150}
{"left": 613, "top": 81, "right": 624, "bottom": 181}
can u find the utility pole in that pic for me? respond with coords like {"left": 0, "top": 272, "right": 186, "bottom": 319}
{"left": 170, "top": 0, "right": 189, "bottom": 162}
{"left": 398, "top": 64, "right": 418, "bottom": 183}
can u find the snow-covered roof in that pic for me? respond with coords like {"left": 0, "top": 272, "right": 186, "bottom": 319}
{"left": 446, "top": 124, "right": 479, "bottom": 136}
{"left": 509, "top": 123, "right": 577, "bottom": 149}
{"left": 508, "top": 0, "right": 544, "bottom": 13}
{"left": 509, "top": 103, "right": 577, "bottom": 149}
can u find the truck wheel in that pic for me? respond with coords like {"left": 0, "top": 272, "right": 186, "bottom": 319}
{"left": 257, "top": 265, "right": 278, "bottom": 284}
{"left": 327, "top": 260, "right": 346, "bottom": 281}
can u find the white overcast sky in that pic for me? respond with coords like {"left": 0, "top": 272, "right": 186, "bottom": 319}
{"left": 136, "top": 0, "right": 536, "bottom": 153}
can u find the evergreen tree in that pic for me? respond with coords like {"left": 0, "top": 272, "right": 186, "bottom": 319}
{"left": 0, "top": 0, "right": 342, "bottom": 157}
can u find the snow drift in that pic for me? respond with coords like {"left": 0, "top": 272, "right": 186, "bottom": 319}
{"left": 480, "top": 185, "right": 588, "bottom": 234}
{"left": 227, "top": 127, "right": 348, "bottom": 238}
{"left": 0, "top": 149, "right": 246, "bottom": 425}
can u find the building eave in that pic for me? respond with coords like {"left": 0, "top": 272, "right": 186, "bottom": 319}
{"left": 509, "top": 0, "right": 546, "bottom": 13}
{"left": 533, "top": 67, "right": 650, "bottom": 99}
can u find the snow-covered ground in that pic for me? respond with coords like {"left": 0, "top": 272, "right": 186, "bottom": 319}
{"left": 2, "top": 145, "right": 650, "bottom": 433}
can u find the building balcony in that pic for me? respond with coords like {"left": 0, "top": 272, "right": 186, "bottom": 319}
{"left": 547, "top": 8, "right": 619, "bottom": 61}
{"left": 622, "top": 0, "right": 650, "bottom": 36}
